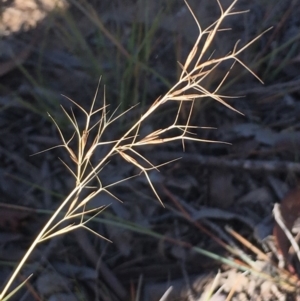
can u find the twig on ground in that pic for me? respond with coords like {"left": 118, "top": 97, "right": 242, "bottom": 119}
{"left": 73, "top": 229, "right": 128, "bottom": 300}
{"left": 152, "top": 152, "right": 300, "bottom": 172}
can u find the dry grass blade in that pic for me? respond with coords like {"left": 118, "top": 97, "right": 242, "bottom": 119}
{"left": 0, "top": 1, "right": 268, "bottom": 300}
{"left": 159, "top": 286, "right": 173, "bottom": 301}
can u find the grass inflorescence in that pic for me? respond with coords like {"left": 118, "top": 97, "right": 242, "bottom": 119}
{"left": 0, "top": 1, "right": 274, "bottom": 300}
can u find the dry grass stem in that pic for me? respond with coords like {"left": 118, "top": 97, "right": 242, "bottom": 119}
{"left": 0, "top": 1, "right": 269, "bottom": 299}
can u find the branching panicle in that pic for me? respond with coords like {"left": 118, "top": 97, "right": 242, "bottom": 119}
{"left": 0, "top": 1, "right": 270, "bottom": 300}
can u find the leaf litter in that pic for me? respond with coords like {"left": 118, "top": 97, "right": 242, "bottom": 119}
{"left": 1, "top": 0, "right": 300, "bottom": 301}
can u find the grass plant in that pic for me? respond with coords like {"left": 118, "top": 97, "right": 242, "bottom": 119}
{"left": 28, "top": 0, "right": 170, "bottom": 115}
{"left": 0, "top": 1, "right": 272, "bottom": 300}
{"left": 5, "top": 0, "right": 171, "bottom": 121}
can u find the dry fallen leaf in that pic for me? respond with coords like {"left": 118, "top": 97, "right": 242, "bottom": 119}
{"left": 209, "top": 170, "right": 234, "bottom": 208}
{"left": 273, "top": 187, "right": 300, "bottom": 272}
